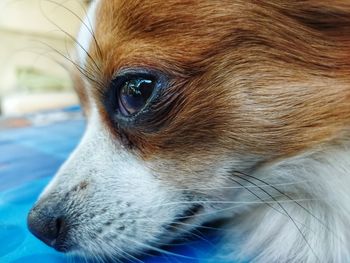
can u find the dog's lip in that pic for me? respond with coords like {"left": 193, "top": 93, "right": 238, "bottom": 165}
{"left": 166, "top": 204, "right": 204, "bottom": 230}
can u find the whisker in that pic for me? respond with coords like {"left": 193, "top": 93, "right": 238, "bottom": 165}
{"left": 43, "top": 0, "right": 103, "bottom": 60}
{"left": 94, "top": 235, "right": 145, "bottom": 263}
{"left": 234, "top": 170, "right": 341, "bottom": 240}
{"left": 167, "top": 225, "right": 215, "bottom": 247}
{"left": 35, "top": 40, "right": 103, "bottom": 87}
{"left": 121, "top": 235, "right": 200, "bottom": 261}
{"left": 70, "top": 0, "right": 103, "bottom": 59}
{"left": 121, "top": 197, "right": 321, "bottom": 214}
{"left": 161, "top": 180, "right": 311, "bottom": 195}
{"left": 35, "top": 39, "right": 89, "bottom": 74}
{"left": 39, "top": 0, "right": 101, "bottom": 73}
{"left": 231, "top": 172, "right": 321, "bottom": 263}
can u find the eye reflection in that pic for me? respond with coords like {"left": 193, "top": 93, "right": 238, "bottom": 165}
{"left": 118, "top": 77, "right": 155, "bottom": 116}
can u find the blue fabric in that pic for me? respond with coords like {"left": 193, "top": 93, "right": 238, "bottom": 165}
{"left": 0, "top": 110, "right": 233, "bottom": 263}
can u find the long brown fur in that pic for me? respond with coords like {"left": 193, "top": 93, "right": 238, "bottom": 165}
{"left": 79, "top": 0, "right": 350, "bottom": 169}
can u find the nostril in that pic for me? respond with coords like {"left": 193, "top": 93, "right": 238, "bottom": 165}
{"left": 55, "top": 217, "right": 63, "bottom": 237}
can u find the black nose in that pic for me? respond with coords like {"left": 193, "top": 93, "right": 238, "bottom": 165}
{"left": 27, "top": 206, "right": 69, "bottom": 252}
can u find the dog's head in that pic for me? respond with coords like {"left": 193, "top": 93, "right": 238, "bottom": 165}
{"left": 28, "top": 0, "right": 350, "bottom": 260}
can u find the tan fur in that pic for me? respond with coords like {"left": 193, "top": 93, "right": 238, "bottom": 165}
{"left": 79, "top": 0, "right": 350, "bottom": 171}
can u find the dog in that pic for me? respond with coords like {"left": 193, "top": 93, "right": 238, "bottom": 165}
{"left": 28, "top": 1, "right": 350, "bottom": 262}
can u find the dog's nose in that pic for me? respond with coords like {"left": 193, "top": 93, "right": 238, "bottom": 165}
{"left": 27, "top": 206, "right": 69, "bottom": 252}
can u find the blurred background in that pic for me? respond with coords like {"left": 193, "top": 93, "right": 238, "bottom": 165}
{"left": 0, "top": 0, "right": 90, "bottom": 117}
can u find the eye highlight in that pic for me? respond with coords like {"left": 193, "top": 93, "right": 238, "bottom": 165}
{"left": 118, "top": 77, "right": 155, "bottom": 116}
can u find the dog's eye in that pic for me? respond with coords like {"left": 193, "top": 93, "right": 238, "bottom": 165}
{"left": 103, "top": 68, "right": 170, "bottom": 130}
{"left": 105, "top": 69, "right": 167, "bottom": 124}
{"left": 118, "top": 77, "right": 155, "bottom": 116}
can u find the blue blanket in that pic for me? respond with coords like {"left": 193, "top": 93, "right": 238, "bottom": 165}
{"left": 0, "top": 108, "right": 233, "bottom": 263}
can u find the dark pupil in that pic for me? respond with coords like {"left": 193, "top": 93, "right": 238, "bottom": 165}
{"left": 119, "top": 78, "right": 154, "bottom": 115}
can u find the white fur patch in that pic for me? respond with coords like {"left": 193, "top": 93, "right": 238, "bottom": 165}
{"left": 76, "top": 0, "right": 99, "bottom": 68}
{"left": 215, "top": 146, "right": 350, "bottom": 263}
